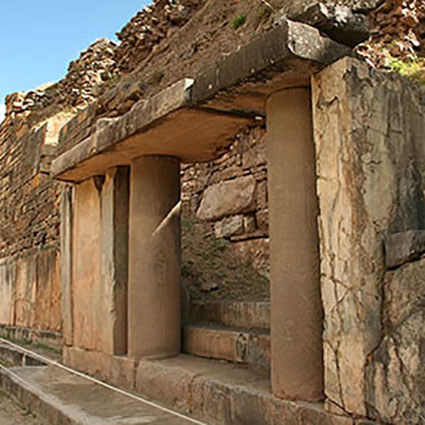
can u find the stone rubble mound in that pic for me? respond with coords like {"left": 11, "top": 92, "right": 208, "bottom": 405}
{"left": 115, "top": 0, "right": 207, "bottom": 73}
{"left": 2, "top": 0, "right": 425, "bottom": 127}
{"left": 4, "top": 39, "right": 117, "bottom": 122}
{"left": 357, "top": 0, "right": 425, "bottom": 67}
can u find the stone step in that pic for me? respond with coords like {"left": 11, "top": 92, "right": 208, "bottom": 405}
{"left": 135, "top": 354, "right": 357, "bottom": 425}
{"left": 183, "top": 325, "right": 270, "bottom": 369}
{"left": 187, "top": 300, "right": 270, "bottom": 330}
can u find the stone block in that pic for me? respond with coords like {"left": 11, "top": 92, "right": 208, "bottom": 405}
{"left": 14, "top": 255, "right": 37, "bottom": 328}
{"left": 110, "top": 355, "right": 137, "bottom": 390}
{"left": 188, "top": 300, "right": 270, "bottom": 330}
{"left": 0, "top": 259, "right": 16, "bottom": 326}
{"left": 255, "top": 209, "right": 269, "bottom": 232}
{"left": 385, "top": 230, "right": 425, "bottom": 269}
{"left": 215, "top": 216, "right": 244, "bottom": 239}
{"left": 383, "top": 258, "right": 425, "bottom": 330}
{"left": 313, "top": 57, "right": 425, "bottom": 419}
{"left": 256, "top": 180, "right": 268, "bottom": 211}
{"left": 365, "top": 310, "right": 425, "bottom": 424}
{"left": 34, "top": 249, "right": 61, "bottom": 332}
{"left": 197, "top": 176, "right": 256, "bottom": 221}
{"left": 243, "top": 215, "right": 257, "bottom": 234}
{"left": 183, "top": 326, "right": 270, "bottom": 368}
{"left": 63, "top": 346, "right": 112, "bottom": 381}
{"left": 135, "top": 358, "right": 199, "bottom": 413}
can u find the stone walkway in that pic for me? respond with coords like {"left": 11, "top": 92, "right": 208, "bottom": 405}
{"left": 2, "top": 365, "right": 204, "bottom": 425}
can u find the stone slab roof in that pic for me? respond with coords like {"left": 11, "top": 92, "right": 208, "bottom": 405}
{"left": 52, "top": 19, "right": 350, "bottom": 182}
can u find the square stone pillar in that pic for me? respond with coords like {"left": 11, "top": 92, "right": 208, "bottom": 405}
{"left": 128, "top": 155, "right": 181, "bottom": 360}
{"left": 60, "top": 184, "right": 74, "bottom": 347}
{"left": 267, "top": 88, "right": 324, "bottom": 401}
{"left": 69, "top": 168, "right": 129, "bottom": 357}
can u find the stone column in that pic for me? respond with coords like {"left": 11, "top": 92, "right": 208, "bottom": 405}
{"left": 267, "top": 88, "right": 324, "bottom": 401}
{"left": 128, "top": 155, "right": 181, "bottom": 360}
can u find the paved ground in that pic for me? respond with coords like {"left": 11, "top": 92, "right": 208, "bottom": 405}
{"left": 3, "top": 365, "right": 202, "bottom": 425}
{"left": 0, "top": 391, "right": 45, "bottom": 425}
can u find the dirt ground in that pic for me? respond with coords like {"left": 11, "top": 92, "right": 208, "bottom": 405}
{"left": 0, "top": 391, "right": 45, "bottom": 425}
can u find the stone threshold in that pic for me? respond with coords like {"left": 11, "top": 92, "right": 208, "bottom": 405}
{"left": 51, "top": 19, "right": 350, "bottom": 182}
{"left": 183, "top": 324, "right": 270, "bottom": 369}
{"left": 187, "top": 299, "right": 270, "bottom": 330}
{"left": 63, "top": 347, "right": 371, "bottom": 425}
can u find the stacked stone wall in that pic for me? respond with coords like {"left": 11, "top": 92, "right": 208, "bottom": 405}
{"left": 0, "top": 109, "right": 66, "bottom": 342}
{"left": 181, "top": 125, "right": 269, "bottom": 277}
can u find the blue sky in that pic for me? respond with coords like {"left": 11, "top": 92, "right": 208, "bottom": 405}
{"left": 0, "top": 0, "right": 150, "bottom": 120}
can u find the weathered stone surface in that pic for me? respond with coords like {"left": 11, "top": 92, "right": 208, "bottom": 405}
{"left": 60, "top": 185, "right": 73, "bottom": 346}
{"left": 231, "top": 239, "right": 270, "bottom": 278}
{"left": 71, "top": 171, "right": 130, "bottom": 356}
{"left": 214, "top": 216, "right": 244, "bottom": 238}
{"left": 382, "top": 258, "right": 425, "bottom": 336}
{"left": 313, "top": 56, "right": 425, "bottom": 420}
{"left": 267, "top": 88, "right": 323, "bottom": 402}
{"left": 0, "top": 249, "right": 61, "bottom": 334}
{"left": 385, "top": 230, "right": 425, "bottom": 269}
{"left": 197, "top": 176, "right": 256, "bottom": 222}
{"left": 281, "top": 0, "right": 381, "bottom": 17}
{"left": 0, "top": 259, "right": 16, "bottom": 326}
{"left": 290, "top": 2, "right": 371, "bottom": 46}
{"left": 134, "top": 355, "right": 357, "bottom": 425}
{"left": 188, "top": 300, "right": 270, "bottom": 330}
{"left": 184, "top": 325, "right": 270, "bottom": 368}
{"left": 366, "top": 309, "right": 425, "bottom": 424}
{"left": 72, "top": 179, "right": 103, "bottom": 352}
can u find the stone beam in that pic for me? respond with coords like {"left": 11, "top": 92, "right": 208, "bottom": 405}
{"left": 52, "top": 19, "right": 350, "bottom": 183}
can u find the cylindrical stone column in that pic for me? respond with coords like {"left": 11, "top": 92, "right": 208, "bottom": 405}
{"left": 267, "top": 88, "right": 324, "bottom": 401}
{"left": 128, "top": 155, "right": 181, "bottom": 360}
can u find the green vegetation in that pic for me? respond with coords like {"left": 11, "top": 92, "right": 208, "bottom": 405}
{"left": 388, "top": 55, "right": 425, "bottom": 85}
{"left": 232, "top": 13, "right": 247, "bottom": 30}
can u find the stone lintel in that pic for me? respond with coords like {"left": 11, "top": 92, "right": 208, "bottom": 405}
{"left": 52, "top": 19, "right": 350, "bottom": 183}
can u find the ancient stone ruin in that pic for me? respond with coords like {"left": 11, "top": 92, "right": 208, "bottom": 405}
{"left": 1, "top": 1, "right": 424, "bottom": 424}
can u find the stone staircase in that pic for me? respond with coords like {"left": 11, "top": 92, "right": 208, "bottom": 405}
{"left": 183, "top": 300, "right": 270, "bottom": 370}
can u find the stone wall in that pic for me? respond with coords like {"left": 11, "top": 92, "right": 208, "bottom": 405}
{"left": 181, "top": 124, "right": 269, "bottom": 278}
{"left": 0, "top": 106, "right": 70, "bottom": 341}
{"left": 0, "top": 249, "right": 61, "bottom": 340}
{"left": 313, "top": 57, "right": 425, "bottom": 423}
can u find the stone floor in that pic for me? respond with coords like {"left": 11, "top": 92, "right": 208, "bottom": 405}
{"left": 2, "top": 365, "right": 204, "bottom": 425}
{"left": 0, "top": 390, "right": 45, "bottom": 425}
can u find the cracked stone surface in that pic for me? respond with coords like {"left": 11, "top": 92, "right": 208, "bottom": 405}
{"left": 313, "top": 57, "right": 425, "bottom": 421}
{"left": 365, "top": 259, "right": 425, "bottom": 424}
